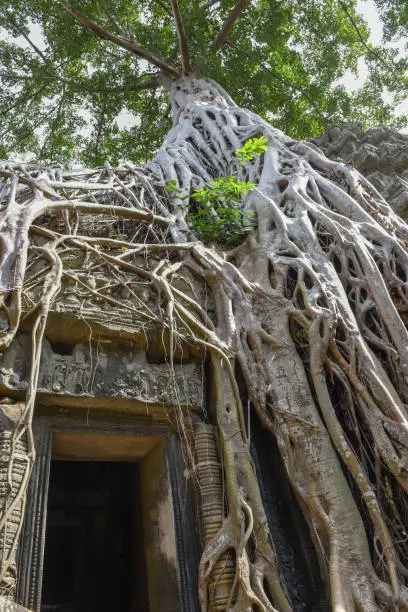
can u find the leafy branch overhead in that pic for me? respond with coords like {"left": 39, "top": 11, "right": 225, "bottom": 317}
{"left": 0, "top": 0, "right": 406, "bottom": 165}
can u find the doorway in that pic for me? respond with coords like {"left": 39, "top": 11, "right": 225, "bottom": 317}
{"left": 40, "top": 460, "right": 149, "bottom": 612}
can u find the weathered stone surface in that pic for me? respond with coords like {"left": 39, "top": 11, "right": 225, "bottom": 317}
{"left": 0, "top": 596, "right": 31, "bottom": 611}
{"left": 0, "top": 403, "right": 29, "bottom": 602}
{"left": 141, "top": 442, "right": 181, "bottom": 612}
{"left": 0, "top": 334, "right": 203, "bottom": 410}
{"left": 312, "top": 124, "right": 408, "bottom": 219}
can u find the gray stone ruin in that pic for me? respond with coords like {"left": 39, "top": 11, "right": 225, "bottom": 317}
{"left": 312, "top": 123, "right": 408, "bottom": 219}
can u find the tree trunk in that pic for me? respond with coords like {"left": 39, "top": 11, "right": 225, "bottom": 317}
{"left": 0, "top": 76, "right": 407, "bottom": 610}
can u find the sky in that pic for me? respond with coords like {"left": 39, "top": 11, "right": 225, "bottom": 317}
{"left": 341, "top": 0, "right": 408, "bottom": 119}
{"left": 0, "top": 0, "right": 407, "bottom": 134}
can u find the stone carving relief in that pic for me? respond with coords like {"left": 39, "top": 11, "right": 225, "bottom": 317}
{"left": 0, "top": 596, "right": 31, "bottom": 611}
{"left": 0, "top": 335, "right": 203, "bottom": 409}
{"left": 311, "top": 124, "right": 408, "bottom": 219}
{"left": 0, "top": 402, "right": 28, "bottom": 601}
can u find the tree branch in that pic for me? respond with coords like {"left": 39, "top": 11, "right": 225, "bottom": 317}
{"left": 202, "top": 0, "right": 221, "bottom": 10}
{"left": 0, "top": 71, "right": 161, "bottom": 93}
{"left": 212, "top": 0, "right": 250, "bottom": 50}
{"left": 0, "top": 84, "right": 49, "bottom": 119}
{"left": 36, "top": 199, "right": 171, "bottom": 226}
{"left": 128, "top": 75, "right": 162, "bottom": 90}
{"left": 0, "top": 8, "right": 50, "bottom": 65}
{"left": 337, "top": 0, "right": 398, "bottom": 74}
{"left": 59, "top": 1, "right": 181, "bottom": 79}
{"left": 169, "top": 0, "right": 192, "bottom": 74}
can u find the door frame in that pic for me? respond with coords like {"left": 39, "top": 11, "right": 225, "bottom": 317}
{"left": 16, "top": 410, "right": 200, "bottom": 612}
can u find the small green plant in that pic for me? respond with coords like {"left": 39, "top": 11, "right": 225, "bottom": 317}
{"left": 191, "top": 176, "right": 256, "bottom": 202}
{"left": 236, "top": 136, "right": 268, "bottom": 166}
{"left": 165, "top": 136, "right": 268, "bottom": 246}
{"left": 188, "top": 177, "right": 256, "bottom": 246}
{"left": 164, "top": 181, "right": 183, "bottom": 195}
{"left": 111, "top": 232, "right": 129, "bottom": 250}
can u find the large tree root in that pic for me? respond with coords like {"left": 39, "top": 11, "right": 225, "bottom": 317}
{"left": 0, "top": 77, "right": 407, "bottom": 610}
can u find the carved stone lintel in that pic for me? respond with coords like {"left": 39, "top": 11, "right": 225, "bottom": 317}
{"left": 0, "top": 334, "right": 204, "bottom": 410}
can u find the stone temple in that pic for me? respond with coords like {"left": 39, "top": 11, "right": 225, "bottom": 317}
{"left": 0, "top": 247, "right": 205, "bottom": 611}
{"left": 0, "top": 125, "right": 407, "bottom": 612}
{"left": 1, "top": 230, "right": 318, "bottom": 612}
{"left": 0, "top": 162, "right": 327, "bottom": 612}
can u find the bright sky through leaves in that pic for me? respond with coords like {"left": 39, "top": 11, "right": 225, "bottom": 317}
{"left": 340, "top": 0, "right": 408, "bottom": 123}
{"left": 0, "top": 0, "right": 407, "bottom": 164}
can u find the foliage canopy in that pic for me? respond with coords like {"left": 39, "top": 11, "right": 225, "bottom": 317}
{"left": 0, "top": 0, "right": 407, "bottom": 165}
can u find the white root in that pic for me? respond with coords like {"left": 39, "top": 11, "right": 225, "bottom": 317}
{"left": 0, "top": 77, "right": 407, "bottom": 610}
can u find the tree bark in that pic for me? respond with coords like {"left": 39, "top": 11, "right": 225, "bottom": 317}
{"left": 0, "top": 76, "right": 407, "bottom": 610}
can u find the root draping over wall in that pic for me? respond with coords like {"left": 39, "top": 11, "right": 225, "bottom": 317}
{"left": 0, "top": 77, "right": 407, "bottom": 611}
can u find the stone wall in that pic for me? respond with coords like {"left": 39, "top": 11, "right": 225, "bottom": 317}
{"left": 311, "top": 124, "right": 408, "bottom": 219}
{"left": 0, "top": 334, "right": 203, "bottom": 414}
{"left": 0, "top": 596, "right": 31, "bottom": 611}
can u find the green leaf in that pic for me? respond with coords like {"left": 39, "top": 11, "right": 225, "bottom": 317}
{"left": 0, "top": 0, "right": 404, "bottom": 163}
{"left": 236, "top": 136, "right": 269, "bottom": 166}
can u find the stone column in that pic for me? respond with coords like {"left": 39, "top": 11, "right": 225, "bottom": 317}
{"left": 194, "top": 423, "right": 235, "bottom": 611}
{"left": 0, "top": 402, "right": 30, "bottom": 602}
{"left": 16, "top": 420, "right": 51, "bottom": 612}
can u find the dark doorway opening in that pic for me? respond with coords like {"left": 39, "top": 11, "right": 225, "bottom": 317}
{"left": 41, "top": 461, "right": 149, "bottom": 612}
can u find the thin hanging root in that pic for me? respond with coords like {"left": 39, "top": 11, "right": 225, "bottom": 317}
{"left": 198, "top": 517, "right": 237, "bottom": 609}
{"left": 198, "top": 498, "right": 278, "bottom": 612}
{"left": 1, "top": 77, "right": 408, "bottom": 610}
{"left": 329, "top": 340, "right": 408, "bottom": 494}
{"left": 375, "top": 579, "right": 408, "bottom": 610}
{"left": 0, "top": 242, "right": 63, "bottom": 586}
{"left": 227, "top": 493, "right": 273, "bottom": 612}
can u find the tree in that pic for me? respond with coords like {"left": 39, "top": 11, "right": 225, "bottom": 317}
{"left": 0, "top": 0, "right": 407, "bottom": 166}
{"left": 374, "top": 0, "right": 408, "bottom": 40}
{"left": 0, "top": 1, "right": 408, "bottom": 610}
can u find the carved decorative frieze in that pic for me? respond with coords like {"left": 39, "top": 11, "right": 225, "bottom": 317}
{"left": 0, "top": 335, "right": 203, "bottom": 409}
{"left": 0, "top": 403, "right": 29, "bottom": 602}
